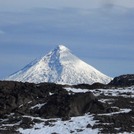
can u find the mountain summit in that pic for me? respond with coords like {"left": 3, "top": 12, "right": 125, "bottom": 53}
{"left": 6, "top": 45, "right": 112, "bottom": 84}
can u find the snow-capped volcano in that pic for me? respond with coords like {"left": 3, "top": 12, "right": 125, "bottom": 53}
{"left": 6, "top": 45, "right": 112, "bottom": 84}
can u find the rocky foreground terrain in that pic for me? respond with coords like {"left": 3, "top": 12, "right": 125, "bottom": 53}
{"left": 0, "top": 74, "right": 134, "bottom": 134}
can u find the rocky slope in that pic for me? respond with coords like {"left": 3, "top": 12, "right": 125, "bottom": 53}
{"left": 0, "top": 74, "right": 134, "bottom": 133}
{"left": 0, "top": 81, "right": 107, "bottom": 134}
{"left": 0, "top": 81, "right": 106, "bottom": 119}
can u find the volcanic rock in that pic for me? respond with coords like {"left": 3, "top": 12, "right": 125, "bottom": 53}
{"left": 109, "top": 74, "right": 134, "bottom": 87}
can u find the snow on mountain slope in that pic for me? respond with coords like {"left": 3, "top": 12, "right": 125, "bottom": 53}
{"left": 6, "top": 45, "right": 112, "bottom": 84}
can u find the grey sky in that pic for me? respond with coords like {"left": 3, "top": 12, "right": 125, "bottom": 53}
{"left": 0, "top": 0, "right": 134, "bottom": 79}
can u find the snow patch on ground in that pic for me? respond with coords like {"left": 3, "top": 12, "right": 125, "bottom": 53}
{"left": 65, "top": 86, "right": 134, "bottom": 97}
{"left": 49, "top": 92, "right": 54, "bottom": 96}
{"left": 90, "top": 86, "right": 134, "bottom": 97}
{"left": 64, "top": 87, "right": 89, "bottom": 93}
{"left": 30, "top": 103, "right": 46, "bottom": 109}
{"left": 18, "top": 114, "right": 99, "bottom": 134}
{"left": 98, "top": 109, "right": 131, "bottom": 116}
{"left": 1, "top": 121, "right": 22, "bottom": 127}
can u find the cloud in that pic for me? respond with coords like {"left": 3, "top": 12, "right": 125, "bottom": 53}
{"left": 0, "top": 0, "right": 134, "bottom": 12}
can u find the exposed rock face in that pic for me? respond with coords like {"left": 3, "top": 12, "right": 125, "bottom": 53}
{"left": 0, "top": 81, "right": 67, "bottom": 116}
{"left": 109, "top": 74, "right": 134, "bottom": 87}
{"left": 39, "top": 92, "right": 105, "bottom": 119}
{"left": 72, "top": 83, "right": 106, "bottom": 89}
{"left": 0, "top": 81, "right": 106, "bottom": 119}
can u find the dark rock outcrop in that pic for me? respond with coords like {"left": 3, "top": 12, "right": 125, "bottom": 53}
{"left": 71, "top": 74, "right": 134, "bottom": 89}
{"left": 109, "top": 74, "right": 134, "bottom": 87}
{"left": 72, "top": 83, "right": 106, "bottom": 89}
{"left": 39, "top": 92, "right": 105, "bottom": 119}
{"left": 0, "top": 81, "right": 106, "bottom": 119}
{"left": 0, "top": 81, "right": 67, "bottom": 116}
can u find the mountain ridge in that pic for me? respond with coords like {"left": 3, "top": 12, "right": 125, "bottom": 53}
{"left": 6, "top": 45, "right": 112, "bottom": 84}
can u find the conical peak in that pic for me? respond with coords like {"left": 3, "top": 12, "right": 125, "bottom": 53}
{"left": 6, "top": 44, "right": 112, "bottom": 85}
